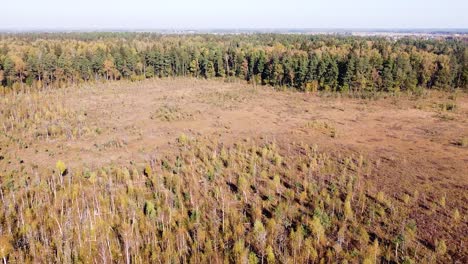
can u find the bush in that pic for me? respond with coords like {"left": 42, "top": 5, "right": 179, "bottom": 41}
{"left": 144, "top": 201, "right": 156, "bottom": 218}
{"left": 55, "top": 160, "right": 67, "bottom": 176}
{"left": 435, "top": 239, "right": 447, "bottom": 255}
{"left": 455, "top": 137, "right": 468, "bottom": 148}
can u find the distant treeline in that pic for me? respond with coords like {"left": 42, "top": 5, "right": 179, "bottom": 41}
{"left": 0, "top": 33, "right": 466, "bottom": 92}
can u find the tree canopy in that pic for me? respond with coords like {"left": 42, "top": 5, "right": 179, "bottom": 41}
{"left": 0, "top": 33, "right": 466, "bottom": 93}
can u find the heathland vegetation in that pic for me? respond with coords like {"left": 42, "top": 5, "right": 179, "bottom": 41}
{"left": 0, "top": 134, "right": 465, "bottom": 263}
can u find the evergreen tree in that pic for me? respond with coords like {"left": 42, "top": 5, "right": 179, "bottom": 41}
{"left": 382, "top": 59, "right": 395, "bottom": 92}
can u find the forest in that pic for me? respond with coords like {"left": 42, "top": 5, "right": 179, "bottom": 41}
{"left": 0, "top": 33, "right": 466, "bottom": 93}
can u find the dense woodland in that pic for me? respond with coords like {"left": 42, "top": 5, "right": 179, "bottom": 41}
{"left": 0, "top": 33, "right": 467, "bottom": 93}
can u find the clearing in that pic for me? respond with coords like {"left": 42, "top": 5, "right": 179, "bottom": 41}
{"left": 1, "top": 78, "right": 467, "bottom": 261}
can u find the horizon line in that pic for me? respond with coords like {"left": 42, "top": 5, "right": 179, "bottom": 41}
{"left": 1, "top": 27, "right": 467, "bottom": 33}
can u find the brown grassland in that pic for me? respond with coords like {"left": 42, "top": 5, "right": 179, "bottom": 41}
{"left": 0, "top": 78, "right": 467, "bottom": 263}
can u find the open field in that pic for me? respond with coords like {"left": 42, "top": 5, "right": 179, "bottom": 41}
{"left": 0, "top": 78, "right": 467, "bottom": 263}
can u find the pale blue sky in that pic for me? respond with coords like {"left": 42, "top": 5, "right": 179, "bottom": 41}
{"left": 1, "top": 0, "right": 467, "bottom": 29}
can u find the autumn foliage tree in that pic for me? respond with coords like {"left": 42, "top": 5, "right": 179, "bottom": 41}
{"left": 0, "top": 33, "right": 466, "bottom": 92}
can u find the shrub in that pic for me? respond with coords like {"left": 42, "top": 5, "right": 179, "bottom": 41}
{"left": 435, "top": 239, "right": 447, "bottom": 255}
{"left": 439, "top": 195, "right": 446, "bottom": 208}
{"left": 402, "top": 193, "right": 410, "bottom": 204}
{"left": 55, "top": 160, "right": 67, "bottom": 176}
{"left": 453, "top": 209, "right": 461, "bottom": 224}
{"left": 376, "top": 191, "right": 385, "bottom": 203}
{"left": 144, "top": 165, "right": 152, "bottom": 177}
{"left": 248, "top": 252, "right": 259, "bottom": 264}
{"left": 344, "top": 198, "right": 353, "bottom": 220}
{"left": 455, "top": 137, "right": 468, "bottom": 148}
{"left": 178, "top": 133, "right": 189, "bottom": 145}
{"left": 439, "top": 102, "right": 457, "bottom": 111}
{"left": 144, "top": 201, "right": 156, "bottom": 218}
{"left": 0, "top": 235, "right": 13, "bottom": 262}
{"left": 266, "top": 246, "right": 275, "bottom": 264}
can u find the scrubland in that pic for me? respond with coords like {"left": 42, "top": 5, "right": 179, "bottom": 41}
{"left": 0, "top": 78, "right": 467, "bottom": 263}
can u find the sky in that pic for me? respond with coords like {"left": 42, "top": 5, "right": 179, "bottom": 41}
{"left": 1, "top": 0, "right": 467, "bottom": 30}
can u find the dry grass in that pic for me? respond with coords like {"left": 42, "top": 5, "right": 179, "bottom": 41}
{"left": 150, "top": 104, "right": 197, "bottom": 122}
{"left": 0, "top": 78, "right": 467, "bottom": 262}
{"left": 0, "top": 89, "right": 98, "bottom": 141}
{"left": 304, "top": 120, "right": 338, "bottom": 138}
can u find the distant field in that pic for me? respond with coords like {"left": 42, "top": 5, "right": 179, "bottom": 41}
{"left": 0, "top": 78, "right": 467, "bottom": 263}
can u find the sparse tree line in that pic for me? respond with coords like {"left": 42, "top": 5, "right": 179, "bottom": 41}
{"left": 0, "top": 33, "right": 467, "bottom": 93}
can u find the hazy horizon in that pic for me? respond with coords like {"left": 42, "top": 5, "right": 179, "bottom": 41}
{"left": 2, "top": 0, "right": 468, "bottom": 30}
